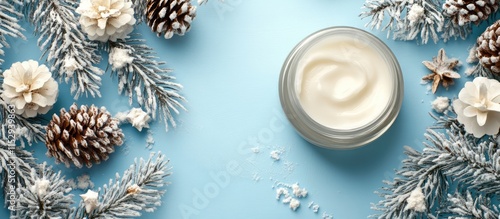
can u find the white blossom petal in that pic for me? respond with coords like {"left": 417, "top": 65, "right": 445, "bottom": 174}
{"left": 454, "top": 77, "right": 500, "bottom": 137}
{"left": 476, "top": 111, "right": 488, "bottom": 126}
{"left": 463, "top": 106, "right": 478, "bottom": 117}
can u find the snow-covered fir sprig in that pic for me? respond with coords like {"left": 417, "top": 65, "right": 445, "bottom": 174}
{"left": 133, "top": 0, "right": 148, "bottom": 23}
{"left": 0, "top": 74, "right": 45, "bottom": 145}
{"left": 23, "top": 0, "right": 104, "bottom": 99}
{"left": 0, "top": 136, "right": 37, "bottom": 206}
{"left": 14, "top": 162, "right": 73, "bottom": 219}
{"left": 0, "top": 0, "right": 25, "bottom": 65}
{"left": 464, "top": 60, "right": 500, "bottom": 79}
{"left": 108, "top": 36, "right": 185, "bottom": 131}
{"left": 68, "top": 152, "right": 171, "bottom": 218}
{"left": 372, "top": 122, "right": 500, "bottom": 218}
{"left": 361, "top": 0, "right": 472, "bottom": 44}
{"left": 445, "top": 190, "right": 500, "bottom": 218}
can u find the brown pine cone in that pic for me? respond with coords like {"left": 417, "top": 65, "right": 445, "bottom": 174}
{"left": 475, "top": 20, "right": 500, "bottom": 73}
{"left": 443, "top": 0, "right": 498, "bottom": 26}
{"left": 146, "top": 0, "right": 197, "bottom": 39}
{"left": 45, "top": 103, "right": 124, "bottom": 168}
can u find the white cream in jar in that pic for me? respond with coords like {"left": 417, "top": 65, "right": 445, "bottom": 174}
{"left": 279, "top": 27, "right": 403, "bottom": 149}
{"left": 295, "top": 36, "right": 392, "bottom": 130}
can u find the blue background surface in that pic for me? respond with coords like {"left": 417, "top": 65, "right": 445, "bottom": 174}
{"left": 0, "top": 1, "right": 489, "bottom": 218}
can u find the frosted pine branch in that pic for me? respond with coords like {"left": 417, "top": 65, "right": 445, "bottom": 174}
{"left": 24, "top": 0, "right": 104, "bottom": 99}
{"left": 0, "top": 99, "right": 45, "bottom": 146}
{"left": 441, "top": 19, "right": 471, "bottom": 42}
{"left": 361, "top": 0, "right": 470, "bottom": 44}
{"left": 445, "top": 191, "right": 500, "bottom": 218}
{"left": 0, "top": 138, "right": 37, "bottom": 207}
{"left": 371, "top": 145, "right": 447, "bottom": 218}
{"left": 133, "top": 0, "right": 148, "bottom": 23}
{"left": 14, "top": 162, "right": 73, "bottom": 219}
{"left": 373, "top": 121, "right": 500, "bottom": 218}
{"left": 435, "top": 130, "right": 500, "bottom": 195}
{"left": 109, "top": 36, "right": 186, "bottom": 132}
{"left": 70, "top": 152, "right": 171, "bottom": 218}
{"left": 0, "top": 0, "right": 26, "bottom": 64}
{"left": 465, "top": 62, "right": 500, "bottom": 81}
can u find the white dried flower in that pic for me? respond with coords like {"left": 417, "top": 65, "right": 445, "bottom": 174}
{"left": 1, "top": 60, "right": 58, "bottom": 118}
{"left": 109, "top": 47, "right": 134, "bottom": 70}
{"left": 126, "top": 108, "right": 151, "bottom": 131}
{"left": 76, "top": 0, "right": 136, "bottom": 42}
{"left": 453, "top": 77, "right": 500, "bottom": 138}
{"left": 405, "top": 187, "right": 426, "bottom": 212}
{"left": 80, "top": 189, "right": 99, "bottom": 213}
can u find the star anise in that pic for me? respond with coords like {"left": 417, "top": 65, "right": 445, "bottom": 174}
{"left": 422, "top": 48, "right": 461, "bottom": 93}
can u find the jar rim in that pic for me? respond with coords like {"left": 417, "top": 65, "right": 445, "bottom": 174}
{"left": 279, "top": 26, "right": 404, "bottom": 149}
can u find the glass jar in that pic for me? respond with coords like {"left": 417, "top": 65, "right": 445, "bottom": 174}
{"left": 279, "top": 26, "right": 404, "bottom": 149}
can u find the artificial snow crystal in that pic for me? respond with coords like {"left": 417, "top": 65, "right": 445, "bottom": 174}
{"left": 308, "top": 201, "right": 320, "bottom": 213}
{"left": 31, "top": 178, "right": 50, "bottom": 197}
{"left": 275, "top": 182, "right": 310, "bottom": 212}
{"left": 276, "top": 187, "right": 289, "bottom": 200}
{"left": 115, "top": 111, "right": 129, "bottom": 124}
{"left": 251, "top": 146, "right": 260, "bottom": 153}
{"left": 431, "top": 96, "right": 449, "bottom": 113}
{"left": 77, "top": 174, "right": 94, "bottom": 190}
{"left": 146, "top": 130, "right": 155, "bottom": 150}
{"left": 322, "top": 212, "right": 333, "bottom": 219}
{"left": 63, "top": 57, "right": 80, "bottom": 77}
{"left": 109, "top": 47, "right": 135, "bottom": 70}
{"left": 289, "top": 198, "right": 300, "bottom": 211}
{"left": 292, "top": 183, "right": 308, "bottom": 198}
{"left": 408, "top": 4, "right": 425, "bottom": 25}
{"left": 405, "top": 187, "right": 426, "bottom": 212}
{"left": 270, "top": 150, "right": 281, "bottom": 161}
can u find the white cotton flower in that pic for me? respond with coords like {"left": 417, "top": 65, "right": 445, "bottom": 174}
{"left": 80, "top": 189, "right": 99, "bottom": 213}
{"left": 405, "top": 187, "right": 426, "bottom": 212}
{"left": 1, "top": 60, "right": 58, "bottom": 118}
{"left": 408, "top": 4, "right": 425, "bottom": 25}
{"left": 453, "top": 77, "right": 500, "bottom": 138}
{"left": 109, "top": 47, "right": 134, "bottom": 70}
{"left": 76, "top": 0, "right": 136, "bottom": 42}
{"left": 126, "top": 108, "right": 151, "bottom": 131}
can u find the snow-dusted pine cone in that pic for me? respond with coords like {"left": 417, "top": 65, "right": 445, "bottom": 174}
{"left": 146, "top": 0, "right": 197, "bottom": 39}
{"left": 45, "top": 104, "right": 124, "bottom": 168}
{"left": 443, "top": 0, "right": 498, "bottom": 26}
{"left": 75, "top": 0, "right": 136, "bottom": 42}
{"left": 475, "top": 20, "right": 500, "bottom": 73}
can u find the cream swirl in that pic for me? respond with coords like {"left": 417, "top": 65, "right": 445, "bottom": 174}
{"left": 295, "top": 36, "right": 392, "bottom": 130}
